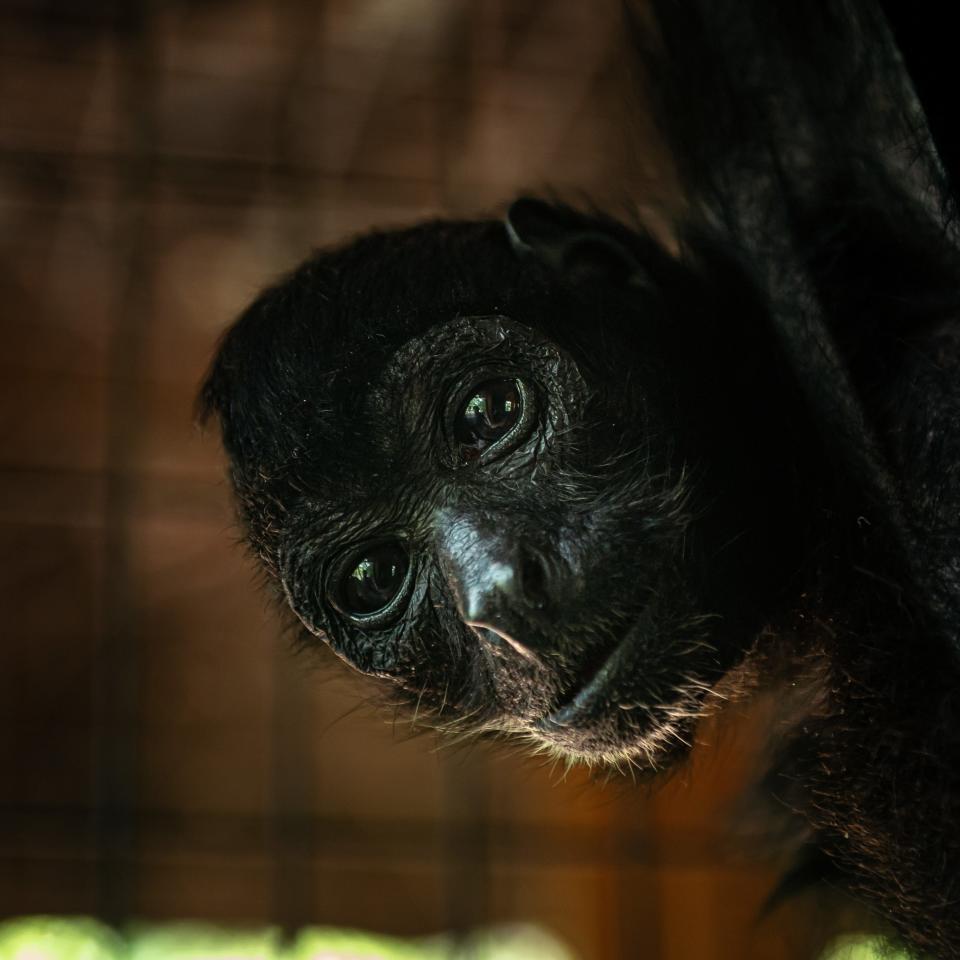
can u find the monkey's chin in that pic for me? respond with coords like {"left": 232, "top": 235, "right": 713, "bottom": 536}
{"left": 531, "top": 611, "right": 708, "bottom": 771}
{"left": 532, "top": 687, "right": 701, "bottom": 772}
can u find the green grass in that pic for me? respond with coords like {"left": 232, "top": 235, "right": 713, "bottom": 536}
{"left": 0, "top": 917, "right": 576, "bottom": 960}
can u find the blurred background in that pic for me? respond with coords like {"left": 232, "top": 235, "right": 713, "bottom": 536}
{"left": 0, "top": 0, "right": 830, "bottom": 957}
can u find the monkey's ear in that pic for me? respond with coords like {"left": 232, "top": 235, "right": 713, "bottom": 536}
{"left": 505, "top": 197, "right": 648, "bottom": 287}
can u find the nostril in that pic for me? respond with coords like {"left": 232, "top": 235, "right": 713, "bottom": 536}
{"left": 520, "top": 552, "right": 549, "bottom": 608}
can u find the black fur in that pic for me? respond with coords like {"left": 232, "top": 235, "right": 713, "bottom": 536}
{"left": 200, "top": 1, "right": 959, "bottom": 955}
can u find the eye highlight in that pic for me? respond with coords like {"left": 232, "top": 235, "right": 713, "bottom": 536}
{"left": 453, "top": 377, "right": 529, "bottom": 463}
{"left": 333, "top": 541, "right": 411, "bottom": 622}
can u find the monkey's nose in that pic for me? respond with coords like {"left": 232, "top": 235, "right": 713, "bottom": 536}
{"left": 434, "top": 513, "right": 556, "bottom": 656}
{"left": 462, "top": 557, "right": 551, "bottom": 658}
{"left": 462, "top": 560, "right": 518, "bottom": 621}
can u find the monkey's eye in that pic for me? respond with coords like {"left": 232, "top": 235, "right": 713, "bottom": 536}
{"left": 454, "top": 378, "right": 527, "bottom": 463}
{"left": 333, "top": 541, "right": 411, "bottom": 622}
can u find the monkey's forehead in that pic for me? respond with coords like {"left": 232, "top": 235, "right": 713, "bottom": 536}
{"left": 282, "top": 311, "right": 587, "bottom": 490}
{"left": 206, "top": 219, "right": 565, "bottom": 395}
{"left": 203, "top": 228, "right": 585, "bottom": 459}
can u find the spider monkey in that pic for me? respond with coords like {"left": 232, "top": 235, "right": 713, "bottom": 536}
{"left": 200, "top": 0, "right": 960, "bottom": 954}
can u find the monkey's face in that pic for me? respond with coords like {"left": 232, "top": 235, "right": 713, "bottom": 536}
{"left": 203, "top": 203, "right": 797, "bottom": 769}
{"left": 283, "top": 309, "right": 712, "bottom": 768}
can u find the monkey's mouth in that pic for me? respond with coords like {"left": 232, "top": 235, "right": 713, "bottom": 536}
{"left": 537, "top": 604, "right": 656, "bottom": 732}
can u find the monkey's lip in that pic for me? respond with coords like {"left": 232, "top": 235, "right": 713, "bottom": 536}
{"left": 537, "top": 606, "right": 653, "bottom": 730}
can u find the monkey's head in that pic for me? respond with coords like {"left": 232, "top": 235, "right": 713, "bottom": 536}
{"left": 200, "top": 199, "right": 810, "bottom": 769}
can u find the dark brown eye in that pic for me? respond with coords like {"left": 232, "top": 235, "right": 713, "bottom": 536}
{"left": 454, "top": 378, "right": 523, "bottom": 461}
{"left": 337, "top": 542, "right": 410, "bottom": 618}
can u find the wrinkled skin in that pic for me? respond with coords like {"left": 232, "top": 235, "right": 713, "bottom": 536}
{"left": 201, "top": 0, "right": 960, "bottom": 955}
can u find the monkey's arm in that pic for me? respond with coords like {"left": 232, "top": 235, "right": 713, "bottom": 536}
{"left": 631, "top": 0, "right": 960, "bottom": 645}
{"left": 631, "top": 0, "right": 958, "bottom": 374}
